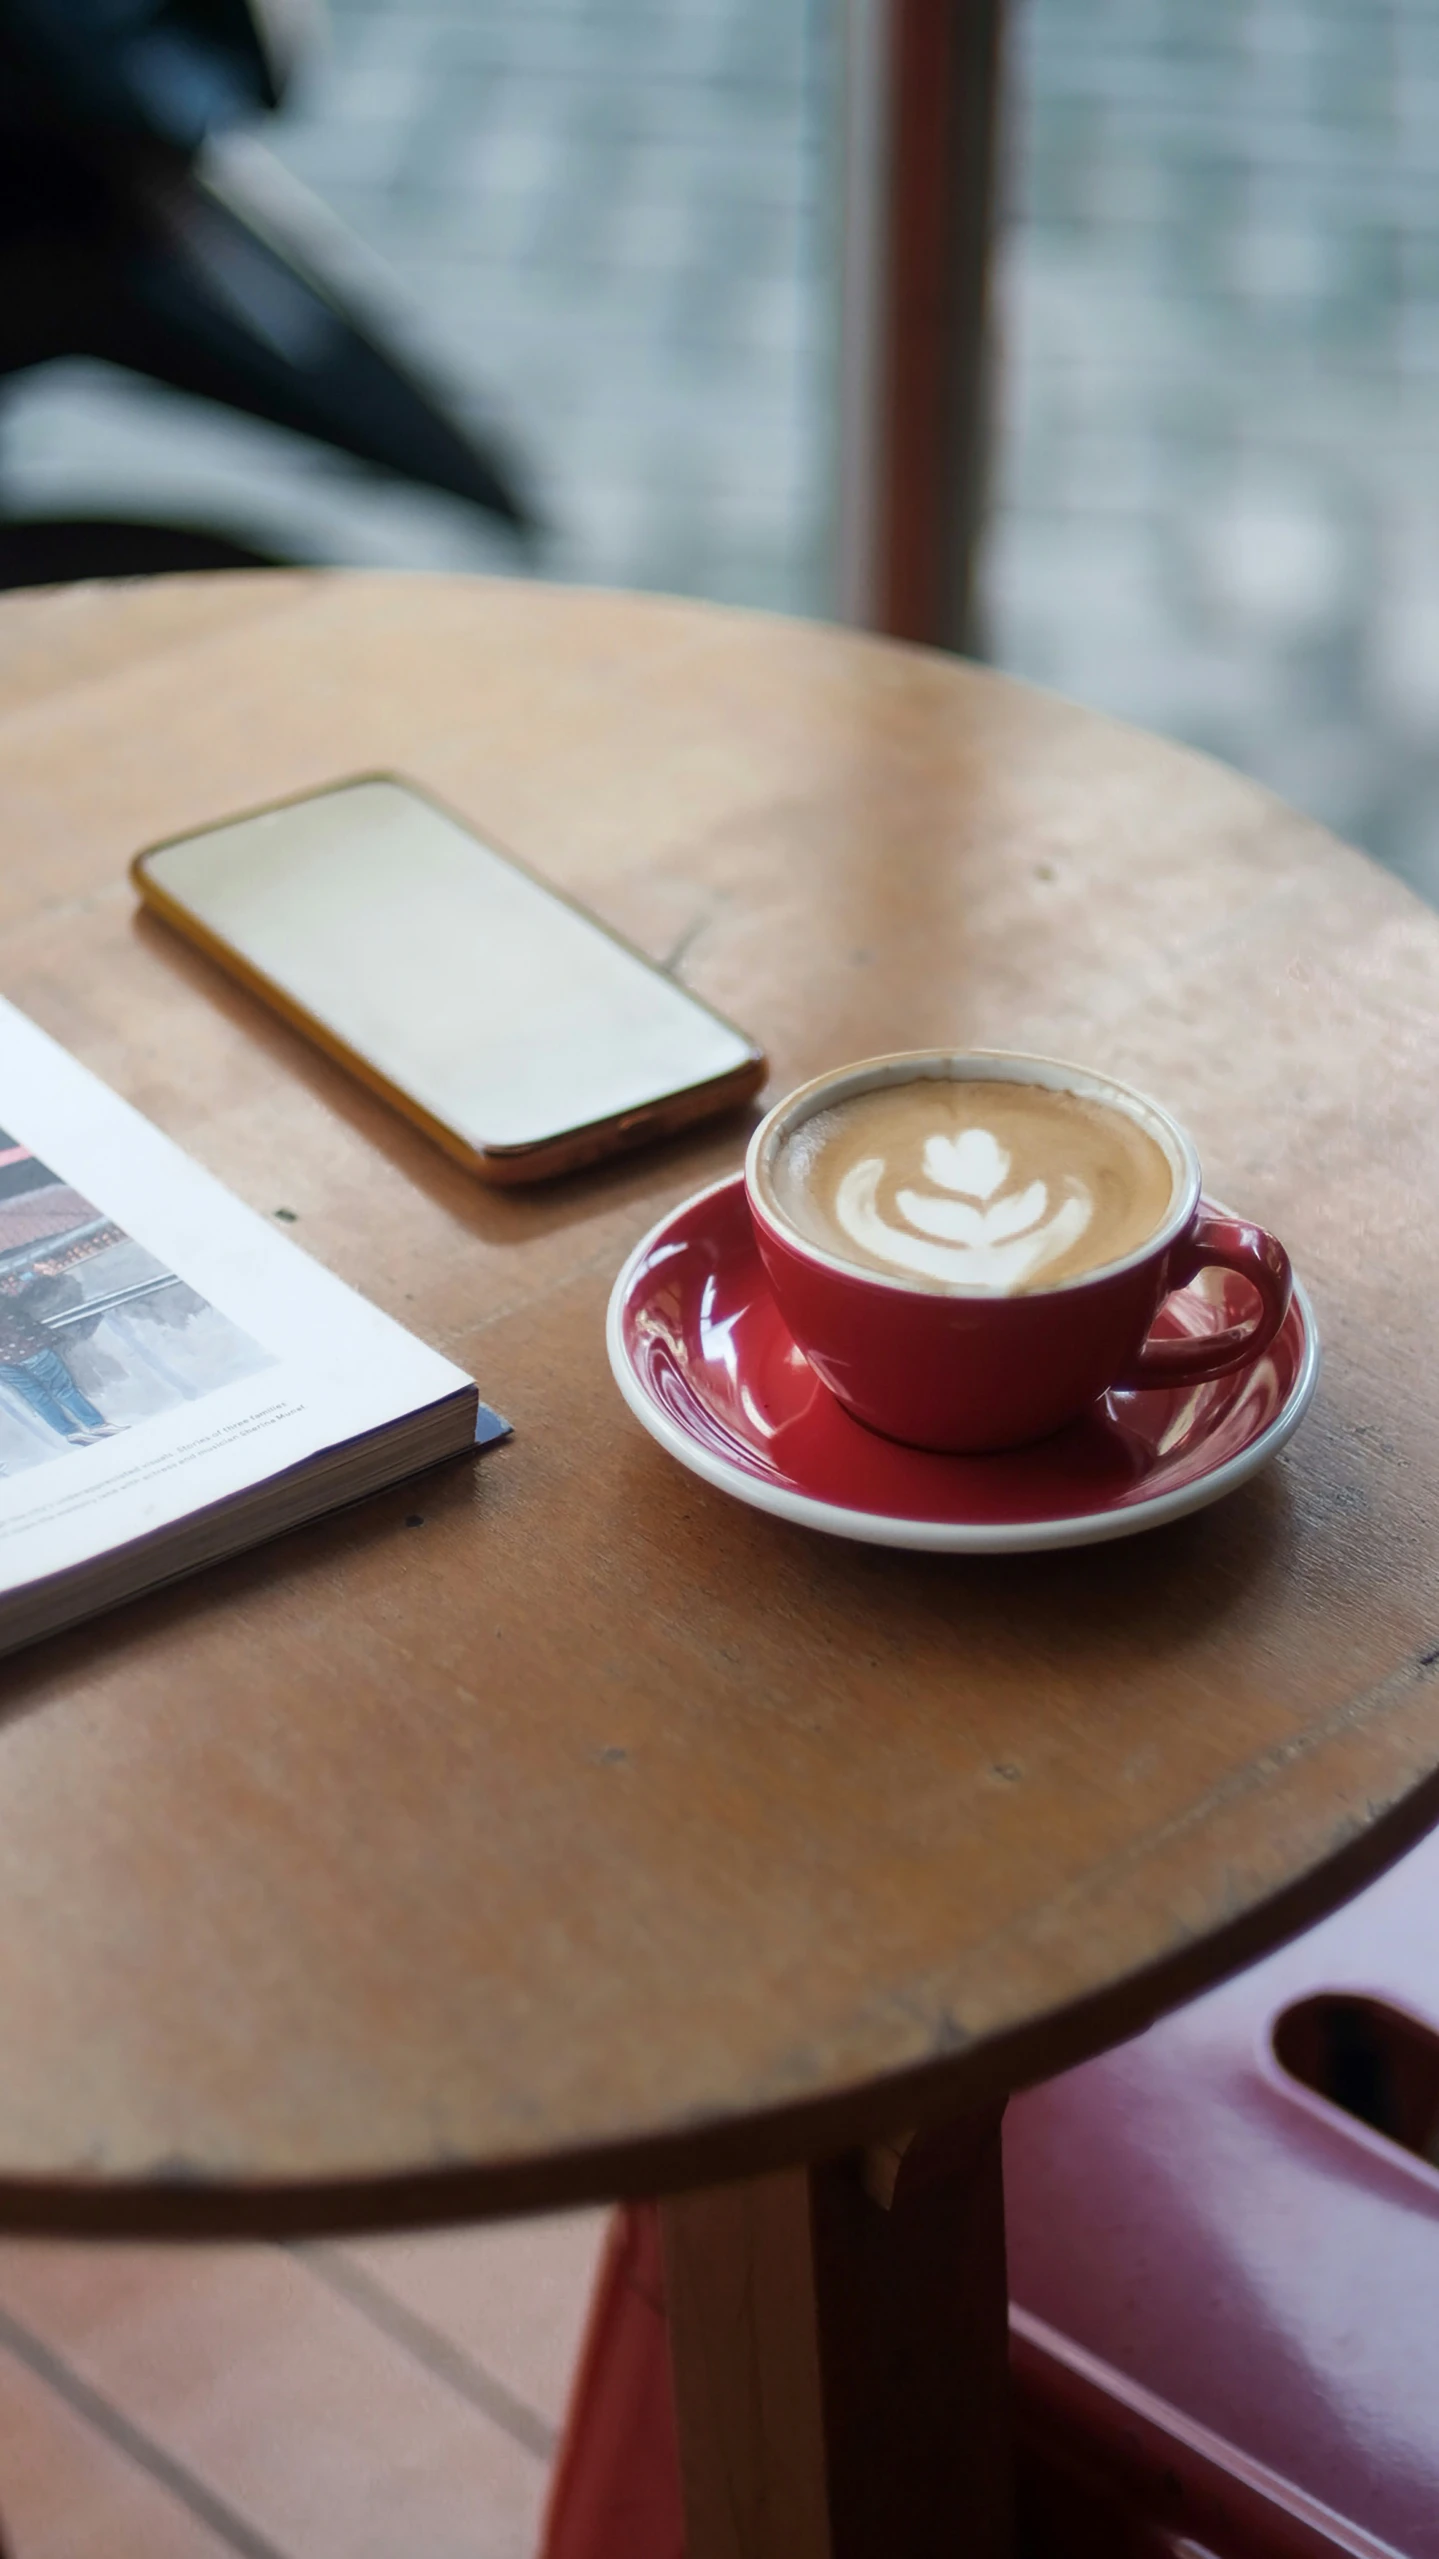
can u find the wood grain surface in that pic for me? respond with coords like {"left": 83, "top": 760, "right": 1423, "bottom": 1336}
{"left": 0, "top": 571, "right": 1436, "bottom": 2239}
{"left": 661, "top": 2111, "right": 1012, "bottom": 2559}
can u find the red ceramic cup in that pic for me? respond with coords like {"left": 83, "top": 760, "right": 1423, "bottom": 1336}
{"left": 744, "top": 1051, "right": 1293, "bottom": 1454}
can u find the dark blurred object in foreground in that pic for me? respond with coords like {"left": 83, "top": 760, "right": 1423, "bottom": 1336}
{"left": 0, "top": 0, "right": 536, "bottom": 587}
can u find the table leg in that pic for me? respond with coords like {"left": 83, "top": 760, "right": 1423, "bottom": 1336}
{"left": 659, "top": 2104, "right": 1011, "bottom": 2559}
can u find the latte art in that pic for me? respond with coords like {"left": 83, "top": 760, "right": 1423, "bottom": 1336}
{"left": 772, "top": 1078, "right": 1176, "bottom": 1295}
{"left": 837, "top": 1129, "right": 1093, "bottom": 1289}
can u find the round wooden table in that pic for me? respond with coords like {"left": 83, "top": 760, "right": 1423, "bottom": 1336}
{"left": 2, "top": 573, "right": 1437, "bottom": 2558}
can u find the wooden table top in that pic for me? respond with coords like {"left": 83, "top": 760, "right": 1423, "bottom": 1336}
{"left": 1, "top": 571, "right": 1436, "bottom": 2241}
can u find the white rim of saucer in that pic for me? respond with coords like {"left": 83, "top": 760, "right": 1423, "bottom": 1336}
{"left": 605, "top": 1175, "right": 1322, "bottom": 1554}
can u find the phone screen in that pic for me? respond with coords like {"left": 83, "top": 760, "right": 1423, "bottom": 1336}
{"left": 136, "top": 779, "right": 762, "bottom": 1163}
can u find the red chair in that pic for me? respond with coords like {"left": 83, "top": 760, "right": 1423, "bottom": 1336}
{"left": 544, "top": 1830, "right": 1439, "bottom": 2558}
{"left": 1006, "top": 1824, "right": 1439, "bottom": 2557}
{"left": 541, "top": 2200, "right": 683, "bottom": 2559}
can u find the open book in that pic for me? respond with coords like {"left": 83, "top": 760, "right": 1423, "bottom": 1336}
{"left": 0, "top": 1000, "right": 497, "bottom": 1657}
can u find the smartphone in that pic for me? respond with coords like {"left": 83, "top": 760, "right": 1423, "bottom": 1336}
{"left": 131, "top": 777, "right": 766, "bottom": 1182}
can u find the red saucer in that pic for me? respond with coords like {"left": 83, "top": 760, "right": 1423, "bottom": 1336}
{"left": 606, "top": 1175, "right": 1319, "bottom": 1550}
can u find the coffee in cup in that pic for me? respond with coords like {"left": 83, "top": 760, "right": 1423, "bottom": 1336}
{"left": 769, "top": 1077, "right": 1176, "bottom": 1296}
{"left": 745, "top": 1052, "right": 1292, "bottom": 1454}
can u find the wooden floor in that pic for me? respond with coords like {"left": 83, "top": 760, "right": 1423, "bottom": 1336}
{"left": 0, "top": 2211, "right": 607, "bottom": 2558}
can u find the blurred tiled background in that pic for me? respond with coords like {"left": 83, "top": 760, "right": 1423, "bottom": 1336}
{"left": 2, "top": 0, "right": 833, "bottom": 610}
{"left": 7, "top": 0, "right": 1439, "bottom": 897}
{"left": 990, "top": 0, "right": 1439, "bottom": 900}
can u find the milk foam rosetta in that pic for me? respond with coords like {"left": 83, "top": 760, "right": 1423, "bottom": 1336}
{"left": 771, "top": 1079, "right": 1176, "bottom": 1294}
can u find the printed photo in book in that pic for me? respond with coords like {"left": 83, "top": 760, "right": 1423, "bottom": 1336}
{"left": 0, "top": 1129, "right": 273, "bottom": 1478}
{"left": 0, "top": 997, "right": 486, "bottom": 1656}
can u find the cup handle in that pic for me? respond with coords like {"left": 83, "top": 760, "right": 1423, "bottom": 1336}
{"left": 1113, "top": 1212, "right": 1293, "bottom": 1392}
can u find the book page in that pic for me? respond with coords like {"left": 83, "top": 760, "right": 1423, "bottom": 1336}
{"left": 0, "top": 1000, "right": 474, "bottom": 1596}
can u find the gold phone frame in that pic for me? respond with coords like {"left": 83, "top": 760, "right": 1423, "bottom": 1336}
{"left": 132, "top": 773, "right": 767, "bottom": 1184}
